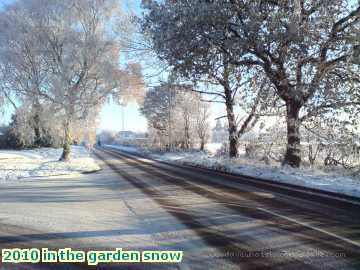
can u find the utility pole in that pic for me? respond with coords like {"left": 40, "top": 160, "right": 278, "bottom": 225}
{"left": 168, "top": 87, "right": 172, "bottom": 151}
{"left": 121, "top": 103, "right": 125, "bottom": 131}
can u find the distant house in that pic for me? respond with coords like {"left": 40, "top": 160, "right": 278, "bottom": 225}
{"left": 115, "top": 131, "right": 147, "bottom": 145}
{"left": 212, "top": 120, "right": 228, "bottom": 143}
{"left": 211, "top": 119, "right": 262, "bottom": 144}
{"left": 117, "top": 131, "right": 138, "bottom": 140}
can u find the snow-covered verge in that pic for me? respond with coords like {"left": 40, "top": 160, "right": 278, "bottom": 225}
{"left": 0, "top": 146, "right": 100, "bottom": 181}
{"left": 105, "top": 144, "right": 360, "bottom": 199}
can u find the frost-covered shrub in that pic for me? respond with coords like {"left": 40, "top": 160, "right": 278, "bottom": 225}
{"left": 215, "top": 142, "right": 229, "bottom": 157}
{"left": 245, "top": 143, "right": 261, "bottom": 158}
{"left": 302, "top": 118, "right": 360, "bottom": 170}
{"left": 3, "top": 100, "right": 100, "bottom": 150}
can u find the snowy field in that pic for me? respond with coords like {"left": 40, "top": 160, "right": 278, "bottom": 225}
{"left": 0, "top": 146, "right": 100, "bottom": 181}
{"left": 105, "top": 144, "right": 360, "bottom": 199}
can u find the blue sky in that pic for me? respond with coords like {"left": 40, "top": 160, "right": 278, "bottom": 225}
{"left": 98, "top": 0, "right": 148, "bottom": 133}
{"left": 99, "top": 102, "right": 147, "bottom": 132}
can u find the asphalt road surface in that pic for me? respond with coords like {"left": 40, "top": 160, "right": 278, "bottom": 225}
{"left": 0, "top": 146, "right": 359, "bottom": 270}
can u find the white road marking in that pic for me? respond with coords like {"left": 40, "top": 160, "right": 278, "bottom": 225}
{"left": 258, "top": 207, "right": 360, "bottom": 248}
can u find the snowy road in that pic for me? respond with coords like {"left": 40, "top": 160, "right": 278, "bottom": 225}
{"left": 0, "top": 147, "right": 360, "bottom": 269}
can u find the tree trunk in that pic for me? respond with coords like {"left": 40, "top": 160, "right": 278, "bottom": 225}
{"left": 33, "top": 103, "right": 42, "bottom": 147}
{"left": 200, "top": 140, "right": 205, "bottom": 151}
{"left": 283, "top": 100, "right": 301, "bottom": 167}
{"left": 183, "top": 111, "right": 191, "bottom": 150}
{"left": 60, "top": 120, "right": 71, "bottom": 161}
{"left": 228, "top": 116, "right": 239, "bottom": 158}
{"left": 33, "top": 117, "right": 41, "bottom": 146}
{"left": 184, "top": 124, "right": 190, "bottom": 149}
{"left": 224, "top": 87, "right": 239, "bottom": 158}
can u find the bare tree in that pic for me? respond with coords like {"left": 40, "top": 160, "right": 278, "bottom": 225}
{"left": 141, "top": 82, "right": 208, "bottom": 150}
{"left": 0, "top": 2, "right": 49, "bottom": 146}
{"left": 194, "top": 100, "right": 211, "bottom": 151}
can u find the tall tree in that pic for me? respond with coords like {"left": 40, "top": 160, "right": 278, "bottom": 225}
{"left": 0, "top": 0, "right": 143, "bottom": 160}
{"left": 141, "top": 1, "right": 276, "bottom": 158}
{"left": 0, "top": 2, "right": 49, "bottom": 146}
{"left": 142, "top": 0, "right": 360, "bottom": 167}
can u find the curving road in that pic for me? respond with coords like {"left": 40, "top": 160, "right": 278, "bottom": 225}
{"left": 0, "top": 146, "right": 359, "bottom": 269}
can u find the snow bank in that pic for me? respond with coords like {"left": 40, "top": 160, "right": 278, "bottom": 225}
{"left": 106, "top": 144, "right": 360, "bottom": 199}
{"left": 0, "top": 146, "right": 100, "bottom": 181}
{"left": 175, "top": 156, "right": 360, "bottom": 199}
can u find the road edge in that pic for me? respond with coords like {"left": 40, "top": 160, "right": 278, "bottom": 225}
{"left": 98, "top": 146, "right": 360, "bottom": 208}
